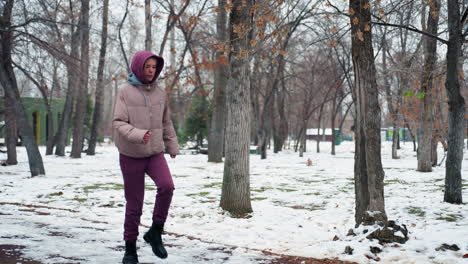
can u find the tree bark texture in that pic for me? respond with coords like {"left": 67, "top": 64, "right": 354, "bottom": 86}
{"left": 350, "top": 0, "right": 387, "bottom": 226}
{"left": 4, "top": 89, "right": 17, "bottom": 165}
{"left": 220, "top": 0, "right": 253, "bottom": 216}
{"left": 417, "top": 0, "right": 439, "bottom": 172}
{"left": 55, "top": 9, "right": 81, "bottom": 156}
{"left": 145, "top": 0, "right": 152, "bottom": 51}
{"left": 208, "top": 0, "right": 228, "bottom": 163}
{"left": 71, "top": 0, "right": 90, "bottom": 158}
{"left": 87, "top": 0, "right": 109, "bottom": 156}
{"left": 444, "top": 0, "right": 464, "bottom": 204}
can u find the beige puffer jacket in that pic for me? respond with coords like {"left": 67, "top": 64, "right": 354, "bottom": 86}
{"left": 113, "top": 83, "right": 179, "bottom": 158}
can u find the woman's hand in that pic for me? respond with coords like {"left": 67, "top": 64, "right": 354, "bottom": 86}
{"left": 143, "top": 131, "right": 151, "bottom": 144}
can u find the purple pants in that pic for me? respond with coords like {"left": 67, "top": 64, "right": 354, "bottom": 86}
{"left": 119, "top": 153, "right": 174, "bottom": 241}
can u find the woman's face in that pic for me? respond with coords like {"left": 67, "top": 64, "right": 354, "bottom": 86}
{"left": 143, "top": 58, "right": 157, "bottom": 82}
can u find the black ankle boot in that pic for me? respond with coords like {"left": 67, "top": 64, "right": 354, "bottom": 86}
{"left": 122, "top": 240, "right": 139, "bottom": 264}
{"left": 143, "top": 223, "right": 168, "bottom": 259}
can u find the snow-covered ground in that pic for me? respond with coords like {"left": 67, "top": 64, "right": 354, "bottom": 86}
{"left": 0, "top": 140, "right": 467, "bottom": 264}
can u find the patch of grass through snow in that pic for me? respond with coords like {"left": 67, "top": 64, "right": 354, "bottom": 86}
{"left": 276, "top": 187, "right": 297, "bottom": 192}
{"left": 47, "top": 192, "right": 64, "bottom": 197}
{"left": 304, "top": 192, "right": 321, "bottom": 196}
{"left": 384, "top": 179, "right": 409, "bottom": 185}
{"left": 252, "top": 186, "right": 274, "bottom": 192}
{"left": 81, "top": 183, "right": 125, "bottom": 193}
{"left": 72, "top": 197, "right": 87, "bottom": 203}
{"left": 186, "top": 191, "right": 210, "bottom": 197}
{"left": 203, "top": 182, "right": 222, "bottom": 188}
{"left": 273, "top": 200, "right": 326, "bottom": 211}
{"left": 406, "top": 206, "right": 426, "bottom": 217}
{"left": 435, "top": 213, "right": 463, "bottom": 222}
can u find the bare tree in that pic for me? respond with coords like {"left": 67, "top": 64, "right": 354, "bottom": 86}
{"left": 87, "top": 0, "right": 109, "bottom": 156}
{"left": 220, "top": 0, "right": 253, "bottom": 216}
{"left": 70, "top": 0, "right": 90, "bottom": 158}
{"left": 350, "top": 0, "right": 387, "bottom": 226}
{"left": 55, "top": 2, "right": 81, "bottom": 157}
{"left": 145, "top": 0, "right": 152, "bottom": 50}
{"left": 444, "top": 1, "right": 466, "bottom": 204}
{"left": 208, "top": 0, "right": 228, "bottom": 163}
{"left": 4, "top": 87, "right": 17, "bottom": 165}
{"left": 417, "top": 0, "right": 440, "bottom": 172}
{"left": 0, "top": 0, "right": 45, "bottom": 176}
{"left": 156, "top": 0, "right": 191, "bottom": 56}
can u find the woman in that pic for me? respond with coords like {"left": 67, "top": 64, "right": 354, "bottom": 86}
{"left": 113, "top": 50, "right": 179, "bottom": 264}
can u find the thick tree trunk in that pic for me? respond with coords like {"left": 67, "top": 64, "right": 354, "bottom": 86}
{"left": 145, "top": 0, "right": 152, "bottom": 50}
{"left": 0, "top": 0, "right": 45, "bottom": 176}
{"left": 444, "top": 1, "right": 465, "bottom": 204}
{"left": 273, "top": 58, "right": 288, "bottom": 153}
{"left": 208, "top": 0, "right": 227, "bottom": 163}
{"left": 87, "top": 0, "right": 109, "bottom": 156}
{"left": 350, "top": 0, "right": 387, "bottom": 226}
{"left": 4, "top": 90, "right": 17, "bottom": 165}
{"left": 71, "top": 0, "right": 90, "bottom": 158}
{"left": 220, "top": 0, "right": 253, "bottom": 216}
{"left": 417, "top": 0, "right": 439, "bottom": 172}
{"left": 55, "top": 18, "right": 80, "bottom": 156}
{"left": 273, "top": 84, "right": 288, "bottom": 153}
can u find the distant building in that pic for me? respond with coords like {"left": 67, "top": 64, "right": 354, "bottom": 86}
{"left": 0, "top": 97, "right": 64, "bottom": 145}
{"left": 381, "top": 127, "right": 414, "bottom": 142}
{"left": 306, "top": 128, "right": 343, "bottom": 145}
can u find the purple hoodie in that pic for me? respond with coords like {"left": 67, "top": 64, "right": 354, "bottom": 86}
{"left": 130, "top": 50, "right": 165, "bottom": 84}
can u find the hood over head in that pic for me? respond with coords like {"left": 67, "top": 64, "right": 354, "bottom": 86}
{"left": 129, "top": 50, "right": 164, "bottom": 85}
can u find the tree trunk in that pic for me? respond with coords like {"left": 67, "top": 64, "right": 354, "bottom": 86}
{"left": 145, "top": 0, "right": 152, "bottom": 50}
{"left": 331, "top": 98, "right": 337, "bottom": 155}
{"left": 259, "top": 100, "right": 272, "bottom": 159}
{"left": 220, "top": 0, "right": 253, "bottom": 216}
{"left": 350, "top": 0, "right": 387, "bottom": 226}
{"left": 273, "top": 58, "right": 288, "bottom": 153}
{"left": 392, "top": 123, "right": 399, "bottom": 159}
{"left": 70, "top": 0, "right": 90, "bottom": 158}
{"left": 444, "top": 1, "right": 465, "bottom": 204}
{"left": 404, "top": 121, "right": 417, "bottom": 152}
{"left": 55, "top": 14, "right": 81, "bottom": 156}
{"left": 417, "top": 0, "right": 439, "bottom": 172}
{"left": 87, "top": 0, "right": 109, "bottom": 156}
{"left": 45, "top": 65, "right": 59, "bottom": 155}
{"left": 13, "top": 63, "right": 55, "bottom": 156}
{"left": 4, "top": 89, "right": 17, "bottom": 165}
{"left": 382, "top": 39, "right": 399, "bottom": 159}
{"left": 316, "top": 103, "right": 325, "bottom": 153}
{"left": 431, "top": 136, "right": 438, "bottom": 166}
{"left": 0, "top": 0, "right": 45, "bottom": 176}
{"left": 208, "top": 0, "right": 227, "bottom": 163}
{"left": 250, "top": 57, "right": 260, "bottom": 146}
